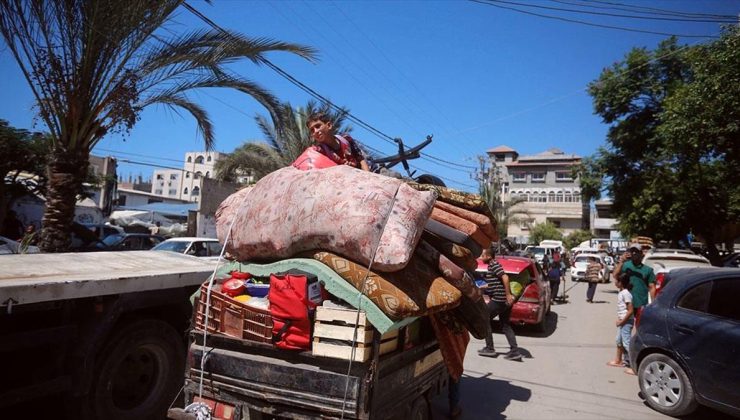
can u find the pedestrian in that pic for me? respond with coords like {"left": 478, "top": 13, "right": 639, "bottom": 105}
{"left": 478, "top": 248, "right": 522, "bottom": 361}
{"left": 149, "top": 221, "right": 161, "bottom": 235}
{"left": 607, "top": 274, "right": 634, "bottom": 373}
{"left": 613, "top": 246, "right": 656, "bottom": 326}
{"left": 304, "top": 112, "right": 370, "bottom": 171}
{"left": 585, "top": 256, "right": 603, "bottom": 303}
{"left": 547, "top": 262, "right": 561, "bottom": 304}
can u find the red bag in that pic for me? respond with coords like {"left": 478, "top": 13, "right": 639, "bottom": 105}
{"left": 292, "top": 148, "right": 338, "bottom": 170}
{"left": 268, "top": 271, "right": 321, "bottom": 350}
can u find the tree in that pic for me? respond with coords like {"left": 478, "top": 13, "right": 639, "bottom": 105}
{"left": 587, "top": 28, "right": 740, "bottom": 262}
{"left": 529, "top": 221, "right": 563, "bottom": 245}
{"left": 0, "top": 1, "right": 315, "bottom": 251}
{"left": 477, "top": 157, "right": 530, "bottom": 240}
{"left": 572, "top": 156, "right": 604, "bottom": 230}
{"left": 215, "top": 100, "right": 351, "bottom": 182}
{"left": 0, "top": 120, "right": 49, "bottom": 231}
{"left": 564, "top": 229, "right": 593, "bottom": 251}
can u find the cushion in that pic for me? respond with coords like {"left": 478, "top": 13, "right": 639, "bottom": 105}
{"left": 415, "top": 240, "right": 482, "bottom": 302}
{"left": 434, "top": 200, "right": 498, "bottom": 241}
{"left": 216, "top": 166, "right": 436, "bottom": 272}
{"left": 421, "top": 232, "right": 478, "bottom": 272}
{"left": 430, "top": 207, "right": 492, "bottom": 249}
{"left": 311, "top": 251, "right": 461, "bottom": 320}
{"left": 429, "top": 313, "right": 470, "bottom": 381}
{"left": 424, "top": 219, "right": 482, "bottom": 258}
{"left": 408, "top": 183, "right": 497, "bottom": 229}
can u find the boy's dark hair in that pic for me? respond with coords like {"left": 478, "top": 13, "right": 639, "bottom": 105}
{"left": 617, "top": 273, "right": 634, "bottom": 291}
{"left": 306, "top": 112, "right": 332, "bottom": 127}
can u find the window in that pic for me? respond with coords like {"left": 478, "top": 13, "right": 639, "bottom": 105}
{"left": 207, "top": 242, "right": 223, "bottom": 256}
{"left": 205, "top": 171, "right": 210, "bottom": 178}
{"left": 495, "top": 154, "right": 505, "bottom": 162}
{"left": 512, "top": 173, "right": 526, "bottom": 182}
{"left": 195, "top": 155, "right": 205, "bottom": 164}
{"left": 185, "top": 172, "right": 190, "bottom": 179}
{"left": 556, "top": 172, "right": 573, "bottom": 182}
{"left": 552, "top": 220, "right": 561, "bottom": 228}
{"left": 117, "top": 196, "right": 127, "bottom": 206}
{"left": 192, "top": 186, "right": 200, "bottom": 196}
{"left": 156, "top": 174, "right": 163, "bottom": 180}
{"left": 170, "top": 174, "right": 178, "bottom": 180}
{"left": 708, "top": 278, "right": 740, "bottom": 321}
{"left": 187, "top": 156, "right": 192, "bottom": 163}
{"left": 548, "top": 192, "right": 556, "bottom": 202}
{"left": 168, "top": 189, "right": 177, "bottom": 196}
{"left": 155, "top": 189, "right": 163, "bottom": 195}
{"left": 531, "top": 172, "right": 545, "bottom": 182}
{"left": 183, "top": 187, "right": 189, "bottom": 195}
{"left": 195, "top": 171, "right": 202, "bottom": 179}
{"left": 207, "top": 156, "right": 212, "bottom": 162}
{"left": 678, "top": 282, "right": 711, "bottom": 313}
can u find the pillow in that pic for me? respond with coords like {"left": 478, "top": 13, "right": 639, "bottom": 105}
{"left": 312, "top": 251, "right": 461, "bottom": 320}
{"left": 217, "top": 166, "right": 436, "bottom": 272}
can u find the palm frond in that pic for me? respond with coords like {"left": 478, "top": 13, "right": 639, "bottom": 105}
{"left": 144, "top": 93, "right": 214, "bottom": 150}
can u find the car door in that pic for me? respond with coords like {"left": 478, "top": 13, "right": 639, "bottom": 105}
{"left": 669, "top": 277, "right": 740, "bottom": 407}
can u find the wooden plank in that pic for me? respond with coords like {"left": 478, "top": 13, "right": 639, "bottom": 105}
{"left": 378, "top": 338, "right": 399, "bottom": 355}
{"left": 413, "top": 350, "right": 443, "bottom": 378}
{"left": 315, "top": 306, "right": 367, "bottom": 327}
{"left": 314, "top": 323, "right": 373, "bottom": 344}
{"left": 312, "top": 341, "right": 372, "bottom": 362}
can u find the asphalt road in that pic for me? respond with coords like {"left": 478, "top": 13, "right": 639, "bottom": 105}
{"left": 429, "top": 275, "right": 734, "bottom": 419}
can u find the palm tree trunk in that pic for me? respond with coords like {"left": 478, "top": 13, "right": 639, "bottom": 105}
{"left": 39, "top": 147, "right": 89, "bottom": 252}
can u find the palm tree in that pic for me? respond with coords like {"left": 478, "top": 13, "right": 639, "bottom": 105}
{"left": 573, "top": 156, "right": 604, "bottom": 231}
{"left": 477, "top": 158, "right": 530, "bottom": 241}
{"left": 0, "top": 1, "right": 315, "bottom": 251}
{"left": 215, "top": 100, "right": 351, "bottom": 182}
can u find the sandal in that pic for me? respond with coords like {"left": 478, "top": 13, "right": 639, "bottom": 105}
{"left": 606, "top": 361, "right": 623, "bottom": 367}
{"left": 624, "top": 368, "right": 636, "bottom": 376}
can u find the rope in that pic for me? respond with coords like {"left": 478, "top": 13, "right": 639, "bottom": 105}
{"left": 339, "top": 188, "right": 400, "bottom": 419}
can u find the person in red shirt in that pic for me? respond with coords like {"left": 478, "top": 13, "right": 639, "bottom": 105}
{"left": 305, "top": 113, "right": 370, "bottom": 171}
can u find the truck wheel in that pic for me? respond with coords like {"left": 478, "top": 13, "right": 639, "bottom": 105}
{"left": 86, "top": 320, "right": 185, "bottom": 420}
{"left": 409, "top": 395, "right": 430, "bottom": 420}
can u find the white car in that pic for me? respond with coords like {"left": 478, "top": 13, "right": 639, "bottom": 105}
{"left": 642, "top": 250, "right": 712, "bottom": 295}
{"left": 0, "top": 235, "right": 40, "bottom": 255}
{"left": 570, "top": 253, "right": 609, "bottom": 282}
{"left": 151, "top": 237, "right": 223, "bottom": 260}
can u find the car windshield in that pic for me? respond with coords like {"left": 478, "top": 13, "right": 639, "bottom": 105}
{"left": 575, "top": 256, "right": 595, "bottom": 264}
{"left": 102, "top": 234, "right": 125, "bottom": 246}
{"left": 529, "top": 247, "right": 545, "bottom": 255}
{"left": 645, "top": 257, "right": 711, "bottom": 269}
{"left": 152, "top": 241, "right": 190, "bottom": 253}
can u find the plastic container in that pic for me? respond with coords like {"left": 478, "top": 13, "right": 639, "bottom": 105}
{"left": 246, "top": 283, "right": 270, "bottom": 298}
{"left": 222, "top": 278, "right": 246, "bottom": 297}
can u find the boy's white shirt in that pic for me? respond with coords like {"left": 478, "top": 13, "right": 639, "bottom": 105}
{"left": 617, "top": 289, "right": 633, "bottom": 321}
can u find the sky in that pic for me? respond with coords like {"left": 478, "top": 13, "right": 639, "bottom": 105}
{"left": 1, "top": 0, "right": 738, "bottom": 192}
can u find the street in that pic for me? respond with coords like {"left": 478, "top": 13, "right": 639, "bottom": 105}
{"left": 430, "top": 275, "right": 733, "bottom": 419}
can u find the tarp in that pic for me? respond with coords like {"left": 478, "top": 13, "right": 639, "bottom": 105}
{"left": 119, "top": 202, "right": 197, "bottom": 217}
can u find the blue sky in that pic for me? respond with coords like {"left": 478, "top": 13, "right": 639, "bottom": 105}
{"left": 1, "top": 0, "right": 737, "bottom": 191}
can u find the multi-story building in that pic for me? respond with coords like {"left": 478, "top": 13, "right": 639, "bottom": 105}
{"left": 151, "top": 151, "right": 225, "bottom": 202}
{"left": 487, "top": 146, "right": 583, "bottom": 242}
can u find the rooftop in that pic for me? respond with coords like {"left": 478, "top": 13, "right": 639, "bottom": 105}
{"left": 487, "top": 145, "right": 517, "bottom": 154}
{"left": 517, "top": 148, "right": 580, "bottom": 162}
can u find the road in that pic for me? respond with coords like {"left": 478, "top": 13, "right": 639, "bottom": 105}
{"left": 429, "top": 275, "right": 733, "bottom": 419}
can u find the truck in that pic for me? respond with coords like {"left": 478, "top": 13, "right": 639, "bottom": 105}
{"left": 0, "top": 250, "right": 218, "bottom": 419}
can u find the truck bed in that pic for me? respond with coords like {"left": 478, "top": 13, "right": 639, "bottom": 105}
{"left": 0, "top": 251, "right": 217, "bottom": 308}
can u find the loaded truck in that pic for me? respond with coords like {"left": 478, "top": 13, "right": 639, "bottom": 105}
{"left": 0, "top": 251, "right": 217, "bottom": 419}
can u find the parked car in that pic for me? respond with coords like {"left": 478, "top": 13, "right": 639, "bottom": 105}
{"left": 523, "top": 246, "right": 556, "bottom": 264}
{"left": 0, "top": 235, "right": 40, "bottom": 254}
{"left": 630, "top": 267, "right": 740, "bottom": 417}
{"left": 642, "top": 250, "right": 712, "bottom": 296}
{"left": 93, "top": 233, "right": 164, "bottom": 251}
{"left": 722, "top": 252, "right": 740, "bottom": 268}
{"left": 70, "top": 222, "right": 125, "bottom": 250}
{"left": 569, "top": 253, "right": 609, "bottom": 282}
{"left": 152, "top": 237, "right": 223, "bottom": 260}
{"left": 477, "top": 255, "right": 551, "bottom": 332}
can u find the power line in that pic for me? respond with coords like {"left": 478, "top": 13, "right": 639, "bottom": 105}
{"left": 181, "top": 2, "right": 479, "bottom": 172}
{"left": 96, "top": 147, "right": 187, "bottom": 164}
{"left": 578, "top": 0, "right": 739, "bottom": 20}
{"left": 468, "top": 0, "right": 721, "bottom": 39}
{"left": 492, "top": 0, "right": 737, "bottom": 23}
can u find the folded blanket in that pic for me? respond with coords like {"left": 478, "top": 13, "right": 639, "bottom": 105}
{"left": 421, "top": 232, "right": 478, "bottom": 272}
{"left": 423, "top": 219, "right": 482, "bottom": 261}
{"left": 434, "top": 200, "right": 498, "bottom": 242}
{"left": 311, "top": 251, "right": 461, "bottom": 320}
{"left": 430, "top": 207, "right": 492, "bottom": 249}
{"left": 416, "top": 240, "right": 482, "bottom": 302}
{"left": 217, "top": 166, "right": 436, "bottom": 272}
{"left": 429, "top": 313, "right": 470, "bottom": 381}
{"left": 408, "top": 183, "right": 496, "bottom": 229}
{"left": 452, "top": 294, "right": 489, "bottom": 340}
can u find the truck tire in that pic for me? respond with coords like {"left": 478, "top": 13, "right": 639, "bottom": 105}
{"left": 85, "top": 319, "right": 185, "bottom": 420}
{"left": 409, "top": 395, "right": 430, "bottom": 420}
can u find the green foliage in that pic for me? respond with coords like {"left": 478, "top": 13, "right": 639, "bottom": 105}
{"left": 564, "top": 229, "right": 594, "bottom": 250}
{"left": 215, "top": 100, "right": 352, "bottom": 182}
{"left": 587, "top": 27, "right": 740, "bottom": 255}
{"left": 529, "top": 222, "right": 563, "bottom": 245}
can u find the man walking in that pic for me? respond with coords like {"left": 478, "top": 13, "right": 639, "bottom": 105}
{"left": 478, "top": 248, "right": 522, "bottom": 361}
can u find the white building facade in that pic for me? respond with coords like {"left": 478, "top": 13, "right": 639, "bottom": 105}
{"left": 487, "top": 146, "right": 583, "bottom": 242}
{"left": 151, "top": 151, "right": 225, "bottom": 202}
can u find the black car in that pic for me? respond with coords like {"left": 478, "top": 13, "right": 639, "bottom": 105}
{"left": 94, "top": 233, "right": 164, "bottom": 251}
{"left": 630, "top": 267, "right": 740, "bottom": 417}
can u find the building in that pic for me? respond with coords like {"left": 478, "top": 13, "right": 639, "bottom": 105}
{"left": 151, "top": 151, "right": 225, "bottom": 202}
{"left": 487, "top": 146, "right": 582, "bottom": 242}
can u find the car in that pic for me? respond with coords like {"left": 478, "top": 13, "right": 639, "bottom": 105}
{"left": 523, "top": 246, "right": 557, "bottom": 264}
{"left": 477, "top": 255, "right": 551, "bottom": 332}
{"left": 0, "top": 235, "right": 40, "bottom": 254}
{"left": 152, "top": 237, "right": 223, "bottom": 260}
{"left": 93, "top": 233, "right": 164, "bottom": 251}
{"left": 569, "top": 253, "right": 609, "bottom": 282}
{"left": 630, "top": 267, "right": 740, "bottom": 417}
{"left": 722, "top": 252, "right": 740, "bottom": 268}
{"left": 642, "top": 251, "right": 712, "bottom": 295}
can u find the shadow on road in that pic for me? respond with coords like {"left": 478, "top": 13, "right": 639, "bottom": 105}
{"left": 431, "top": 373, "right": 532, "bottom": 419}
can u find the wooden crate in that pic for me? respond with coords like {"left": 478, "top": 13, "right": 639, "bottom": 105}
{"left": 312, "top": 306, "right": 399, "bottom": 362}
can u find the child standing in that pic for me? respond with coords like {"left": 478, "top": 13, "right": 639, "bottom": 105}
{"left": 607, "top": 275, "right": 634, "bottom": 373}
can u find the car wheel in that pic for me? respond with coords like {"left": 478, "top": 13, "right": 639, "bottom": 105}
{"left": 409, "top": 394, "right": 430, "bottom": 420}
{"left": 638, "top": 353, "right": 697, "bottom": 417}
{"left": 534, "top": 317, "right": 547, "bottom": 333}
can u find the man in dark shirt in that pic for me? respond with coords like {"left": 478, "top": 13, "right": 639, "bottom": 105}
{"left": 479, "top": 248, "right": 521, "bottom": 361}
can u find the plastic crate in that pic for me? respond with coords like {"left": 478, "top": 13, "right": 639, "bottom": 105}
{"left": 194, "top": 283, "right": 273, "bottom": 343}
